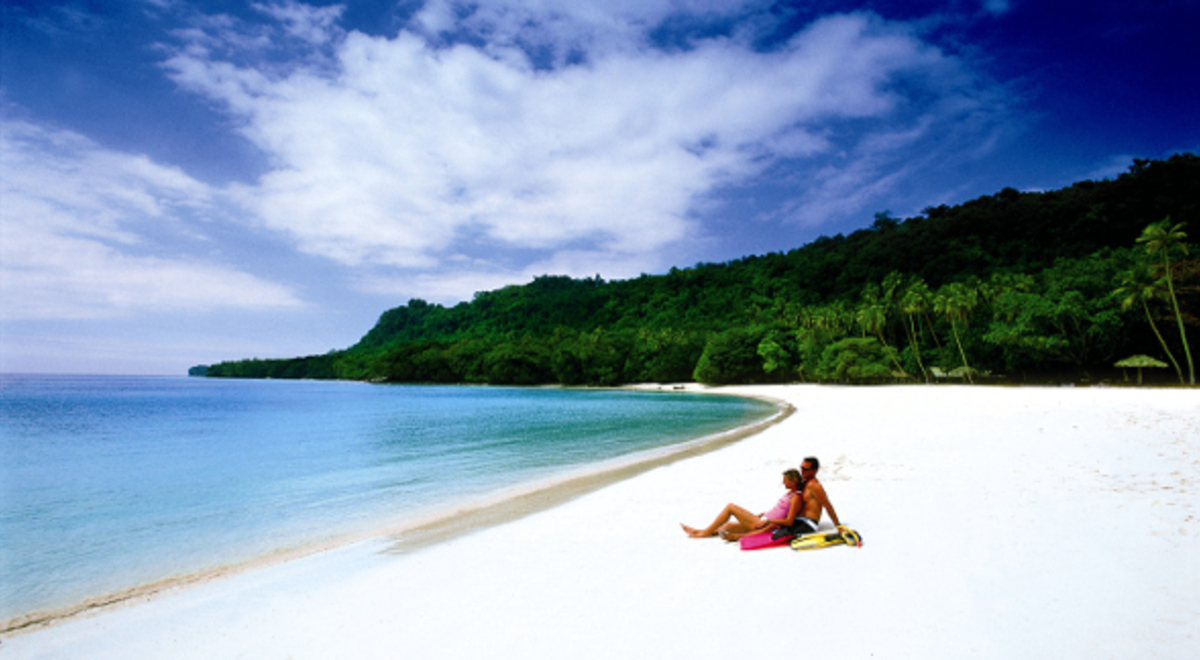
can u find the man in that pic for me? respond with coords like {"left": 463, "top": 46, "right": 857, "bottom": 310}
{"left": 791, "top": 456, "right": 843, "bottom": 535}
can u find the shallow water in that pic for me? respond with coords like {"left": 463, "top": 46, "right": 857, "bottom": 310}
{"left": 0, "top": 375, "right": 773, "bottom": 621}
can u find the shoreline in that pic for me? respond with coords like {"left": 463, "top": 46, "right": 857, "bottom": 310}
{"left": 1, "top": 387, "right": 790, "bottom": 637}
{"left": 5, "top": 384, "right": 1196, "bottom": 659}
{"left": 381, "top": 391, "right": 791, "bottom": 555}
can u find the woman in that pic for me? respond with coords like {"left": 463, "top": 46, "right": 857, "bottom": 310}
{"left": 681, "top": 468, "right": 804, "bottom": 541}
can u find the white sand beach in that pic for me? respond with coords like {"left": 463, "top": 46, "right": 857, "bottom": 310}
{"left": 4, "top": 385, "right": 1197, "bottom": 659}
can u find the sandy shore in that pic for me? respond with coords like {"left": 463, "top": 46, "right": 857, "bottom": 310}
{"left": 3, "top": 385, "right": 1197, "bottom": 659}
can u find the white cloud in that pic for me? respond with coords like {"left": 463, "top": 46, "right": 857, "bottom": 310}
{"left": 780, "top": 156, "right": 916, "bottom": 228}
{"left": 0, "top": 119, "right": 304, "bottom": 320}
{"left": 413, "top": 0, "right": 763, "bottom": 60}
{"left": 356, "top": 247, "right": 662, "bottom": 304}
{"left": 164, "top": 7, "right": 971, "bottom": 291}
{"left": 252, "top": 1, "right": 345, "bottom": 45}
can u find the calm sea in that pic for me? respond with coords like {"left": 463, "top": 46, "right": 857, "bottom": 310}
{"left": 0, "top": 375, "right": 773, "bottom": 622}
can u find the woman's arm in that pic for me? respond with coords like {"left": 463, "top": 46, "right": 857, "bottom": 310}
{"left": 764, "top": 493, "right": 803, "bottom": 527}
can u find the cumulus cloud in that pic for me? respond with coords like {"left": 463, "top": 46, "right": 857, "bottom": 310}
{"left": 162, "top": 3, "right": 983, "bottom": 294}
{"left": 252, "top": 0, "right": 345, "bottom": 45}
{"left": 412, "top": 0, "right": 760, "bottom": 61}
{"left": 0, "top": 119, "right": 304, "bottom": 320}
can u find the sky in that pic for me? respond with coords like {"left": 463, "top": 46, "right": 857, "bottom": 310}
{"left": 1, "top": 0, "right": 1197, "bottom": 375}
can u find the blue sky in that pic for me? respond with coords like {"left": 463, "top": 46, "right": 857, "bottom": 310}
{"left": 2, "top": 0, "right": 1197, "bottom": 375}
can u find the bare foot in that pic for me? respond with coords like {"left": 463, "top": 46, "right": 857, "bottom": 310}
{"left": 720, "top": 529, "right": 746, "bottom": 541}
{"left": 681, "top": 524, "right": 713, "bottom": 538}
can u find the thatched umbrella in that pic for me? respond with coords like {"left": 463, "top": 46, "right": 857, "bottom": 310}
{"left": 1115, "top": 354, "right": 1168, "bottom": 384}
{"left": 948, "top": 366, "right": 979, "bottom": 380}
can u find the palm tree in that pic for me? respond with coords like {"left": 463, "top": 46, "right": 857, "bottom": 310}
{"left": 934, "top": 281, "right": 979, "bottom": 383}
{"left": 1115, "top": 264, "right": 1184, "bottom": 383}
{"left": 855, "top": 297, "right": 907, "bottom": 376}
{"left": 1136, "top": 218, "right": 1194, "bottom": 384}
{"left": 899, "top": 278, "right": 932, "bottom": 382}
{"left": 880, "top": 272, "right": 904, "bottom": 312}
{"left": 902, "top": 278, "right": 943, "bottom": 352}
{"left": 814, "top": 301, "right": 854, "bottom": 338}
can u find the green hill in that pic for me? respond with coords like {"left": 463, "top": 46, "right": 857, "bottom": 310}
{"left": 201, "top": 153, "right": 1199, "bottom": 385}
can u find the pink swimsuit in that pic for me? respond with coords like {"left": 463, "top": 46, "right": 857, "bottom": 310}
{"left": 764, "top": 493, "right": 795, "bottom": 521}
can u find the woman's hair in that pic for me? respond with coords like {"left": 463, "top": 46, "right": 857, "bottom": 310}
{"left": 783, "top": 468, "right": 802, "bottom": 484}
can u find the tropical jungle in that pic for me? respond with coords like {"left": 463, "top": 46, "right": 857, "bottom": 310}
{"left": 195, "top": 153, "right": 1199, "bottom": 386}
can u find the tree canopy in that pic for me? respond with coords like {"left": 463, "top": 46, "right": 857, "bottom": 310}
{"left": 200, "top": 153, "right": 1199, "bottom": 386}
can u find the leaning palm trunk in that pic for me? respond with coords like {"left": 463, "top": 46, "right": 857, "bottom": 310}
{"left": 877, "top": 332, "right": 908, "bottom": 377}
{"left": 1163, "top": 260, "right": 1195, "bottom": 384}
{"left": 922, "top": 311, "right": 943, "bottom": 350}
{"left": 1138, "top": 218, "right": 1194, "bottom": 385}
{"left": 949, "top": 320, "right": 973, "bottom": 384}
{"left": 904, "top": 313, "right": 930, "bottom": 382}
{"left": 1142, "top": 299, "right": 1185, "bottom": 383}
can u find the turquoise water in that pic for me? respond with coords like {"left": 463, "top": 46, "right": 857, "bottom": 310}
{"left": 0, "top": 375, "right": 774, "bottom": 621}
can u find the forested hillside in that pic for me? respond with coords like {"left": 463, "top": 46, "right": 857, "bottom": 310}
{"left": 201, "top": 153, "right": 1199, "bottom": 385}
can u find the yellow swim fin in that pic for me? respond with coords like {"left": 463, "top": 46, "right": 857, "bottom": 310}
{"left": 790, "top": 526, "right": 862, "bottom": 551}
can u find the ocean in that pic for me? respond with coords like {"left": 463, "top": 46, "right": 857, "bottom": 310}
{"left": 0, "top": 375, "right": 775, "bottom": 624}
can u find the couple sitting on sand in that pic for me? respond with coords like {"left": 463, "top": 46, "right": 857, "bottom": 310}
{"left": 682, "top": 457, "right": 842, "bottom": 541}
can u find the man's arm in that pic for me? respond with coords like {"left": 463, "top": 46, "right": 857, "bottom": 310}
{"left": 812, "top": 482, "right": 843, "bottom": 528}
